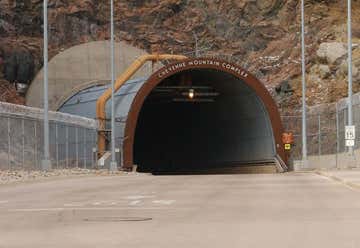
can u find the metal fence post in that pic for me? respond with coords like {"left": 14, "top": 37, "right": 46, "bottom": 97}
{"left": 22, "top": 118, "right": 25, "bottom": 168}
{"left": 55, "top": 122, "right": 59, "bottom": 169}
{"left": 344, "top": 108, "right": 347, "bottom": 152}
{"left": 356, "top": 104, "right": 359, "bottom": 151}
{"left": 93, "top": 129, "right": 96, "bottom": 168}
{"left": 83, "top": 128, "right": 86, "bottom": 168}
{"left": 34, "top": 121, "right": 38, "bottom": 169}
{"left": 66, "top": 125, "right": 69, "bottom": 168}
{"left": 318, "top": 114, "right": 321, "bottom": 157}
{"left": 75, "top": 126, "right": 79, "bottom": 168}
{"left": 7, "top": 117, "right": 11, "bottom": 170}
{"left": 92, "top": 147, "right": 96, "bottom": 169}
{"left": 336, "top": 104, "right": 339, "bottom": 169}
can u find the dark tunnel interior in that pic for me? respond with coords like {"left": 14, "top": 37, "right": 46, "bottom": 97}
{"left": 133, "top": 69, "right": 276, "bottom": 173}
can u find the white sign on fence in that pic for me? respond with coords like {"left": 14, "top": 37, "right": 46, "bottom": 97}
{"left": 346, "top": 139, "right": 355, "bottom": 147}
{"left": 345, "top": 125, "right": 355, "bottom": 147}
{"left": 345, "top": 126, "right": 356, "bottom": 140}
{"left": 98, "top": 157, "right": 105, "bottom": 167}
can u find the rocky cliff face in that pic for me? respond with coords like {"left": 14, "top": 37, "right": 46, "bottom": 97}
{"left": 0, "top": 0, "right": 359, "bottom": 112}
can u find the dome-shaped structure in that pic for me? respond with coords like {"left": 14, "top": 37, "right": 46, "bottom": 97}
{"left": 26, "top": 41, "right": 156, "bottom": 110}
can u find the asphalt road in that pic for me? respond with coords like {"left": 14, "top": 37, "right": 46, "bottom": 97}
{"left": 0, "top": 172, "right": 360, "bottom": 248}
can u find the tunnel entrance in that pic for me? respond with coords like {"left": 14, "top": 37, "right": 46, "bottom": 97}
{"left": 125, "top": 59, "right": 286, "bottom": 174}
{"left": 57, "top": 58, "right": 286, "bottom": 173}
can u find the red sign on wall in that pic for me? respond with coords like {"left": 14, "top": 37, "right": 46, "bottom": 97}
{"left": 282, "top": 132, "right": 294, "bottom": 145}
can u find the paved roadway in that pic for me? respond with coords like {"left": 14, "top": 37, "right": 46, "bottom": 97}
{"left": 0, "top": 172, "right": 360, "bottom": 248}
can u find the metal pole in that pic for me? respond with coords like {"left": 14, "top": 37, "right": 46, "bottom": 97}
{"left": 41, "top": 0, "right": 51, "bottom": 170}
{"left": 301, "top": 0, "right": 308, "bottom": 167}
{"left": 93, "top": 130, "right": 96, "bottom": 168}
{"left": 84, "top": 128, "right": 87, "bottom": 169}
{"left": 55, "top": 122, "right": 59, "bottom": 168}
{"left": 22, "top": 118, "right": 25, "bottom": 168}
{"left": 7, "top": 117, "right": 10, "bottom": 170}
{"left": 347, "top": 0, "right": 354, "bottom": 155}
{"left": 318, "top": 114, "right": 321, "bottom": 157}
{"left": 34, "top": 121, "right": 38, "bottom": 169}
{"left": 109, "top": 0, "right": 117, "bottom": 171}
{"left": 75, "top": 126, "right": 79, "bottom": 168}
{"left": 344, "top": 108, "right": 347, "bottom": 142}
{"left": 336, "top": 104, "right": 339, "bottom": 169}
{"left": 65, "top": 125, "right": 69, "bottom": 168}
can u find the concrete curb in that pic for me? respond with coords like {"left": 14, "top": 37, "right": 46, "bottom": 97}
{"left": 0, "top": 169, "right": 151, "bottom": 186}
{"left": 315, "top": 170, "right": 360, "bottom": 190}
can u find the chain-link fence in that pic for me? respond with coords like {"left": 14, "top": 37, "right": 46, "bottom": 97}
{"left": 282, "top": 101, "right": 360, "bottom": 169}
{"left": 0, "top": 103, "right": 98, "bottom": 171}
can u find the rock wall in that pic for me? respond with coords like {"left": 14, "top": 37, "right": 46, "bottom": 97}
{"left": 0, "top": 0, "right": 360, "bottom": 112}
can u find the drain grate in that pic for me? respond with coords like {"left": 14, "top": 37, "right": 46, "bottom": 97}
{"left": 83, "top": 216, "right": 152, "bottom": 222}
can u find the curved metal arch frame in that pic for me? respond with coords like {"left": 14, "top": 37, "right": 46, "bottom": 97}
{"left": 56, "top": 80, "right": 110, "bottom": 111}
{"left": 122, "top": 58, "right": 285, "bottom": 169}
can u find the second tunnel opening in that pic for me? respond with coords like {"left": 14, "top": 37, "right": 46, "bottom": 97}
{"left": 133, "top": 69, "right": 277, "bottom": 174}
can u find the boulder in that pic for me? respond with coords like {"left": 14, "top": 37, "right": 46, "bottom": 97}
{"left": 339, "top": 60, "right": 359, "bottom": 78}
{"left": 318, "top": 64, "right": 331, "bottom": 79}
{"left": 316, "top": 42, "right": 347, "bottom": 64}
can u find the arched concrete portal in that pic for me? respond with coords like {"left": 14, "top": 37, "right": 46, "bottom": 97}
{"left": 26, "top": 41, "right": 159, "bottom": 110}
{"left": 125, "top": 58, "right": 285, "bottom": 171}
{"left": 59, "top": 58, "right": 285, "bottom": 173}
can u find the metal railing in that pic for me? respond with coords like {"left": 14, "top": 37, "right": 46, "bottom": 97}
{"left": 0, "top": 113, "right": 97, "bottom": 170}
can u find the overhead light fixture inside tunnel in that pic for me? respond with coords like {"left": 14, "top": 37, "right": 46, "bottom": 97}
{"left": 149, "top": 85, "right": 219, "bottom": 103}
{"left": 175, "top": 87, "right": 220, "bottom": 103}
{"left": 188, "top": 89, "right": 195, "bottom": 99}
{"left": 153, "top": 86, "right": 213, "bottom": 91}
{"left": 172, "top": 98, "right": 214, "bottom": 103}
{"left": 181, "top": 92, "right": 219, "bottom": 97}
